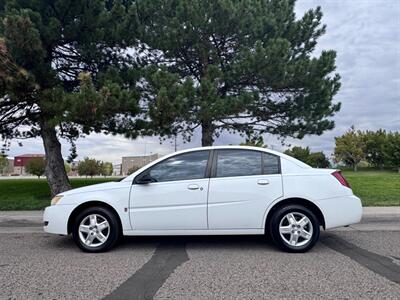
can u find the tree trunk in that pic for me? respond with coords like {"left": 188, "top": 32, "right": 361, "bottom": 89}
{"left": 353, "top": 164, "right": 358, "bottom": 172}
{"left": 41, "top": 121, "right": 71, "bottom": 197}
{"left": 201, "top": 121, "right": 214, "bottom": 146}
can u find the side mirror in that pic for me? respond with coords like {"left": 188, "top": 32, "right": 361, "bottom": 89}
{"left": 136, "top": 173, "right": 155, "bottom": 184}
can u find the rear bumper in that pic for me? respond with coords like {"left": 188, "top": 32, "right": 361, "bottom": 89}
{"left": 43, "top": 204, "right": 76, "bottom": 235}
{"left": 316, "top": 195, "right": 362, "bottom": 229}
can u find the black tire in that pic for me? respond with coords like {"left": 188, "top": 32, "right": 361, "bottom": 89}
{"left": 72, "top": 206, "right": 120, "bottom": 253}
{"left": 269, "top": 205, "right": 320, "bottom": 253}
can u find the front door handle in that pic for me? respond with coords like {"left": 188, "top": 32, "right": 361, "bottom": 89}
{"left": 187, "top": 184, "right": 199, "bottom": 190}
{"left": 257, "top": 179, "right": 269, "bottom": 185}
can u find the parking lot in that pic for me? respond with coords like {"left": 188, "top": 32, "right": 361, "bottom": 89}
{"left": 0, "top": 208, "right": 399, "bottom": 299}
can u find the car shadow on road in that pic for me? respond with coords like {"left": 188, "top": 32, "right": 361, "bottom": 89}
{"left": 47, "top": 234, "right": 276, "bottom": 251}
{"left": 118, "top": 234, "right": 277, "bottom": 251}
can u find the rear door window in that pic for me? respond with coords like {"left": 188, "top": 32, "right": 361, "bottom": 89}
{"left": 216, "top": 150, "right": 262, "bottom": 177}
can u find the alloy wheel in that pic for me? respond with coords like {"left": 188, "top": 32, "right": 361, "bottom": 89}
{"left": 278, "top": 212, "right": 313, "bottom": 248}
{"left": 78, "top": 214, "right": 110, "bottom": 248}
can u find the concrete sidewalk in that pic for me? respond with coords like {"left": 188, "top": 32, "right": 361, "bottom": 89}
{"left": 0, "top": 210, "right": 43, "bottom": 233}
{"left": 363, "top": 206, "right": 400, "bottom": 216}
{"left": 0, "top": 210, "right": 43, "bottom": 219}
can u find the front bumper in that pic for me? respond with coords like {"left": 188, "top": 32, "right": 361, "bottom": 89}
{"left": 316, "top": 195, "right": 362, "bottom": 229}
{"left": 43, "top": 204, "right": 76, "bottom": 235}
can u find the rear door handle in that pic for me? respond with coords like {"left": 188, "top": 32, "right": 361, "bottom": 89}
{"left": 257, "top": 179, "right": 269, "bottom": 185}
{"left": 187, "top": 184, "right": 200, "bottom": 190}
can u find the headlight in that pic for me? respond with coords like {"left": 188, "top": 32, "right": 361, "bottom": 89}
{"left": 51, "top": 195, "right": 63, "bottom": 205}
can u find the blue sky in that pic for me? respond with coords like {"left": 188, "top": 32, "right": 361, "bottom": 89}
{"left": 6, "top": 0, "right": 400, "bottom": 163}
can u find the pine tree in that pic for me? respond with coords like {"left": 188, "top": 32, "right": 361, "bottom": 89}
{"left": 0, "top": 1, "right": 142, "bottom": 196}
{"left": 138, "top": 0, "right": 341, "bottom": 146}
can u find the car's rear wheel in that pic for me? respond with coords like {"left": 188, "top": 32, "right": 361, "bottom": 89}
{"left": 72, "top": 206, "right": 120, "bottom": 253}
{"left": 269, "top": 205, "right": 320, "bottom": 253}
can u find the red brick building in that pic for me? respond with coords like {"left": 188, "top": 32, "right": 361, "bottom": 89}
{"left": 13, "top": 154, "right": 45, "bottom": 175}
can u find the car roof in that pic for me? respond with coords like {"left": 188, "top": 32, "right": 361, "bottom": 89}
{"left": 122, "top": 145, "right": 311, "bottom": 181}
{"left": 172, "top": 145, "right": 279, "bottom": 155}
{"left": 171, "top": 145, "right": 310, "bottom": 167}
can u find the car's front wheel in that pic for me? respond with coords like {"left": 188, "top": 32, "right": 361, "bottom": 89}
{"left": 269, "top": 205, "right": 320, "bottom": 253}
{"left": 72, "top": 206, "right": 120, "bottom": 253}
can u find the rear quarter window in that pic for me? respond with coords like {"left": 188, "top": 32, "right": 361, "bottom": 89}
{"left": 262, "top": 153, "right": 281, "bottom": 174}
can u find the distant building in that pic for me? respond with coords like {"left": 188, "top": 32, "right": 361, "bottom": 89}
{"left": 66, "top": 161, "right": 79, "bottom": 177}
{"left": 113, "top": 163, "right": 122, "bottom": 176}
{"left": 121, "top": 153, "right": 159, "bottom": 176}
{"left": 70, "top": 161, "right": 79, "bottom": 170}
{"left": 13, "top": 154, "right": 45, "bottom": 175}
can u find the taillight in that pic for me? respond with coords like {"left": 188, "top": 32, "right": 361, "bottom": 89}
{"left": 332, "top": 171, "right": 351, "bottom": 188}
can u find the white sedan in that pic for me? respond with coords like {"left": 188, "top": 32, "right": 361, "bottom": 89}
{"left": 44, "top": 146, "right": 362, "bottom": 253}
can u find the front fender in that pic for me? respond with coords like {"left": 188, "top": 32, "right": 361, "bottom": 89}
{"left": 55, "top": 186, "right": 131, "bottom": 232}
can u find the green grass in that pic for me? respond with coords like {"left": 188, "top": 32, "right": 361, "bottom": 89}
{"left": 0, "top": 171, "right": 399, "bottom": 210}
{"left": 0, "top": 178, "right": 119, "bottom": 210}
{"left": 342, "top": 171, "right": 400, "bottom": 206}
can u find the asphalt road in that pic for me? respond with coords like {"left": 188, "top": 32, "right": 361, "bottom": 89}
{"left": 0, "top": 208, "right": 399, "bottom": 300}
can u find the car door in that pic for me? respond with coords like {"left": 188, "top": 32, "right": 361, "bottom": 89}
{"left": 129, "top": 150, "right": 210, "bottom": 230}
{"left": 208, "top": 149, "right": 283, "bottom": 229}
